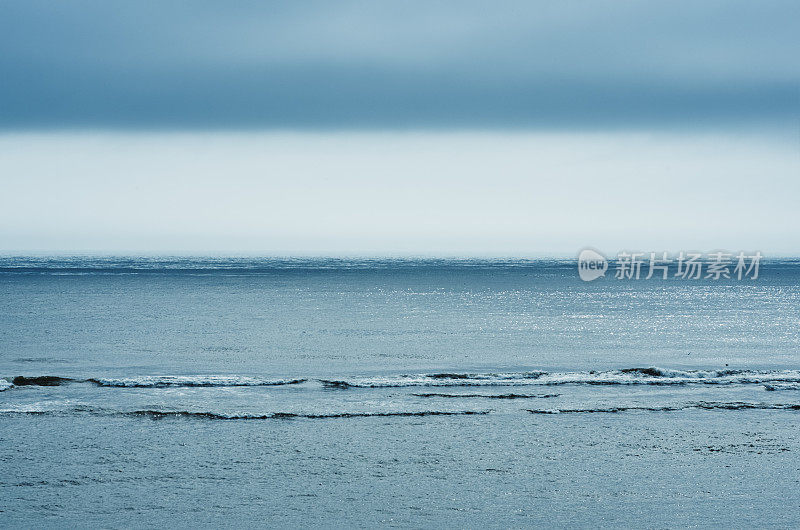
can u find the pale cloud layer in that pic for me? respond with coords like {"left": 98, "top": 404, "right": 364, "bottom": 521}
{"left": 1, "top": 131, "right": 797, "bottom": 255}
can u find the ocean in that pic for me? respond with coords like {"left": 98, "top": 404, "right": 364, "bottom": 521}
{"left": 1, "top": 257, "right": 799, "bottom": 527}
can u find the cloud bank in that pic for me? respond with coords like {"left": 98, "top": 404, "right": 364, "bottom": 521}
{"left": 1, "top": 0, "right": 797, "bottom": 129}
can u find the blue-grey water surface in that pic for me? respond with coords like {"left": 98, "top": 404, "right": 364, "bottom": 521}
{"left": 1, "top": 257, "right": 799, "bottom": 527}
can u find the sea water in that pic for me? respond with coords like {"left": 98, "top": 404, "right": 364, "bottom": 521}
{"left": 1, "top": 257, "right": 799, "bottom": 527}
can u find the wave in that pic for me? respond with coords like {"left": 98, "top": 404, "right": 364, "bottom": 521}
{"left": 127, "top": 409, "right": 490, "bottom": 420}
{"left": 764, "top": 383, "right": 800, "bottom": 391}
{"left": 5, "top": 367, "right": 800, "bottom": 392}
{"left": 12, "top": 357, "right": 72, "bottom": 364}
{"left": 86, "top": 376, "right": 307, "bottom": 388}
{"left": 2, "top": 375, "right": 307, "bottom": 389}
{"left": 527, "top": 401, "right": 800, "bottom": 414}
{"left": 528, "top": 406, "right": 681, "bottom": 414}
{"left": 318, "top": 368, "right": 800, "bottom": 388}
{"left": 412, "top": 392, "right": 560, "bottom": 399}
{"left": 0, "top": 407, "right": 489, "bottom": 420}
{"left": 3, "top": 401, "right": 797, "bottom": 419}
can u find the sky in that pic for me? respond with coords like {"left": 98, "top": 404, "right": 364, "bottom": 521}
{"left": 0, "top": 1, "right": 798, "bottom": 255}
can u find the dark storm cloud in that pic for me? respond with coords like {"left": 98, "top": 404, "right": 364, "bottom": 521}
{"left": 1, "top": 0, "right": 797, "bottom": 129}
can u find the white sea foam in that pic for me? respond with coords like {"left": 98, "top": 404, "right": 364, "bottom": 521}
{"left": 763, "top": 383, "right": 800, "bottom": 391}
{"left": 88, "top": 376, "right": 307, "bottom": 388}
{"left": 6, "top": 368, "right": 800, "bottom": 391}
{"left": 320, "top": 368, "right": 800, "bottom": 388}
{"left": 527, "top": 401, "right": 800, "bottom": 414}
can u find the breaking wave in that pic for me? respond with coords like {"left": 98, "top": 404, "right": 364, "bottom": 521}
{"left": 4, "top": 368, "right": 800, "bottom": 392}
{"left": 412, "top": 392, "right": 560, "bottom": 399}
{"left": 0, "top": 407, "right": 489, "bottom": 420}
{"left": 86, "top": 376, "right": 307, "bottom": 388}
{"left": 126, "top": 409, "right": 490, "bottom": 420}
{"left": 527, "top": 401, "right": 800, "bottom": 414}
{"left": 764, "top": 383, "right": 800, "bottom": 391}
{"left": 319, "top": 368, "right": 800, "bottom": 388}
{"left": 1, "top": 375, "right": 307, "bottom": 389}
{"left": 2, "top": 401, "right": 798, "bottom": 419}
